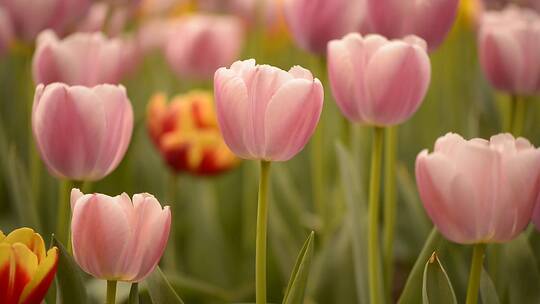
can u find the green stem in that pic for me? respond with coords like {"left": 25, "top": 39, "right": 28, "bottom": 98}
{"left": 512, "top": 95, "right": 526, "bottom": 137}
{"left": 465, "top": 243, "right": 486, "bottom": 304}
{"left": 368, "top": 127, "right": 384, "bottom": 304}
{"left": 503, "top": 96, "right": 515, "bottom": 133}
{"left": 383, "top": 126, "right": 397, "bottom": 298}
{"left": 56, "top": 180, "right": 74, "bottom": 247}
{"left": 310, "top": 55, "right": 327, "bottom": 238}
{"left": 255, "top": 161, "right": 271, "bottom": 304}
{"left": 106, "top": 280, "right": 117, "bottom": 304}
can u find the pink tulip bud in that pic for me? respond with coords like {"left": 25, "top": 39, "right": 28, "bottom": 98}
{"left": 0, "top": 0, "right": 90, "bottom": 41}
{"left": 214, "top": 59, "right": 324, "bottom": 161}
{"left": 32, "top": 83, "right": 133, "bottom": 181}
{"left": 71, "top": 189, "right": 171, "bottom": 282}
{"left": 283, "top": 0, "right": 365, "bottom": 54}
{"left": 32, "top": 30, "right": 129, "bottom": 86}
{"left": 327, "top": 33, "right": 431, "bottom": 126}
{"left": 0, "top": 7, "right": 14, "bottom": 57}
{"left": 366, "top": 0, "right": 459, "bottom": 51}
{"left": 416, "top": 133, "right": 540, "bottom": 244}
{"left": 478, "top": 5, "right": 540, "bottom": 95}
{"left": 165, "top": 14, "right": 244, "bottom": 80}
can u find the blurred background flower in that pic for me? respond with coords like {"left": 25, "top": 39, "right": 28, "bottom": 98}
{"left": 147, "top": 90, "right": 239, "bottom": 175}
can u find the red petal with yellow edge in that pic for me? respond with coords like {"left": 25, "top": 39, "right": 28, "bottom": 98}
{"left": 19, "top": 247, "right": 58, "bottom": 304}
{"left": 0, "top": 244, "right": 37, "bottom": 304}
{"left": 0, "top": 231, "right": 6, "bottom": 241}
{"left": 3, "top": 228, "right": 46, "bottom": 262}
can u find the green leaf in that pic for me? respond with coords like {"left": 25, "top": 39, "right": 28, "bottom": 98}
{"left": 145, "top": 266, "right": 185, "bottom": 304}
{"left": 128, "top": 283, "right": 139, "bottom": 304}
{"left": 52, "top": 237, "right": 88, "bottom": 304}
{"left": 504, "top": 234, "right": 540, "bottom": 304}
{"left": 480, "top": 267, "right": 500, "bottom": 304}
{"left": 422, "top": 252, "right": 457, "bottom": 304}
{"left": 335, "top": 142, "right": 369, "bottom": 304}
{"left": 398, "top": 228, "right": 445, "bottom": 304}
{"left": 282, "top": 231, "right": 315, "bottom": 304}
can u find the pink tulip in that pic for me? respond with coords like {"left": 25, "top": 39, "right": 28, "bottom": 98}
{"left": 214, "top": 59, "right": 324, "bottom": 161}
{"left": 366, "top": 0, "right": 459, "bottom": 51}
{"left": 327, "top": 33, "right": 431, "bottom": 126}
{"left": 283, "top": 0, "right": 365, "bottom": 54}
{"left": 478, "top": 5, "right": 540, "bottom": 95}
{"left": 165, "top": 14, "right": 244, "bottom": 79}
{"left": 0, "top": 7, "right": 13, "bottom": 57}
{"left": 32, "top": 83, "right": 133, "bottom": 181}
{"left": 416, "top": 133, "right": 540, "bottom": 244}
{"left": 71, "top": 189, "right": 171, "bottom": 282}
{"left": 0, "top": 0, "right": 90, "bottom": 41}
{"left": 32, "top": 30, "right": 129, "bottom": 86}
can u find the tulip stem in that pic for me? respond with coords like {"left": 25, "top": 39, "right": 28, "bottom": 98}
{"left": 164, "top": 173, "right": 179, "bottom": 272}
{"left": 106, "top": 280, "right": 118, "bottom": 304}
{"left": 255, "top": 161, "right": 271, "bottom": 304}
{"left": 369, "top": 127, "right": 384, "bottom": 304}
{"left": 512, "top": 95, "right": 526, "bottom": 137}
{"left": 465, "top": 243, "right": 486, "bottom": 304}
{"left": 56, "top": 180, "right": 74, "bottom": 247}
{"left": 383, "top": 126, "right": 397, "bottom": 299}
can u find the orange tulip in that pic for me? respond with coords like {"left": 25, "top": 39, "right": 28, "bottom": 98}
{"left": 147, "top": 90, "right": 239, "bottom": 175}
{"left": 0, "top": 228, "right": 58, "bottom": 304}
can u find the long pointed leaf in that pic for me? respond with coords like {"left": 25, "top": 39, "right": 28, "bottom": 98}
{"left": 52, "top": 237, "right": 88, "bottom": 304}
{"left": 480, "top": 267, "right": 499, "bottom": 304}
{"left": 398, "top": 228, "right": 445, "bottom": 304}
{"left": 145, "top": 266, "right": 185, "bottom": 304}
{"left": 282, "top": 231, "right": 315, "bottom": 304}
{"left": 422, "top": 252, "right": 457, "bottom": 304}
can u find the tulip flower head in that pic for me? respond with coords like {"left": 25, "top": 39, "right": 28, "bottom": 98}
{"left": 416, "top": 133, "right": 540, "bottom": 244}
{"left": 32, "top": 83, "right": 134, "bottom": 181}
{"left": 147, "top": 91, "right": 239, "bottom": 175}
{"left": 0, "top": 228, "right": 58, "bottom": 304}
{"left": 478, "top": 5, "right": 540, "bottom": 95}
{"left": 214, "top": 59, "right": 324, "bottom": 161}
{"left": 327, "top": 33, "right": 431, "bottom": 127}
{"left": 165, "top": 14, "right": 244, "bottom": 79}
{"left": 283, "top": 0, "right": 365, "bottom": 54}
{"left": 366, "top": 0, "right": 459, "bottom": 50}
{"left": 0, "top": 7, "right": 13, "bottom": 57}
{"left": 32, "top": 30, "right": 129, "bottom": 86}
{"left": 71, "top": 189, "right": 171, "bottom": 282}
{"left": 0, "top": 0, "right": 90, "bottom": 41}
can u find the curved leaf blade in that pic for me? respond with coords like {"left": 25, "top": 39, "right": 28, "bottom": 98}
{"left": 282, "top": 231, "right": 315, "bottom": 304}
{"left": 422, "top": 252, "right": 457, "bottom": 304}
{"left": 52, "top": 237, "right": 88, "bottom": 304}
{"left": 145, "top": 266, "right": 185, "bottom": 304}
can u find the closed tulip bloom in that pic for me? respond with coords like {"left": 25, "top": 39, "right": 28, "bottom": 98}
{"left": 416, "top": 133, "right": 540, "bottom": 244}
{"left": 71, "top": 189, "right": 171, "bottom": 282}
{"left": 478, "top": 5, "right": 540, "bottom": 95}
{"left": 0, "top": 7, "right": 14, "bottom": 57}
{"left": 32, "top": 30, "right": 128, "bottom": 86}
{"left": 0, "top": 228, "right": 58, "bottom": 304}
{"left": 283, "top": 0, "right": 364, "bottom": 54}
{"left": 214, "top": 59, "right": 323, "bottom": 161}
{"left": 32, "top": 83, "right": 133, "bottom": 181}
{"left": 165, "top": 15, "right": 244, "bottom": 79}
{"left": 0, "top": 0, "right": 90, "bottom": 41}
{"left": 147, "top": 91, "right": 239, "bottom": 175}
{"left": 327, "top": 33, "right": 431, "bottom": 126}
{"left": 366, "top": 0, "right": 459, "bottom": 50}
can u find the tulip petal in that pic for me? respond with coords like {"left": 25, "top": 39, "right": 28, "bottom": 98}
{"left": 214, "top": 69, "right": 251, "bottom": 158}
{"left": 365, "top": 42, "right": 430, "bottom": 125}
{"left": 19, "top": 247, "right": 58, "bottom": 304}
{"left": 264, "top": 79, "right": 323, "bottom": 161}
{"left": 0, "top": 244, "right": 13, "bottom": 303}
{"left": 32, "top": 84, "right": 107, "bottom": 180}
{"left": 71, "top": 194, "right": 130, "bottom": 279}
{"left": 3, "top": 228, "right": 45, "bottom": 262}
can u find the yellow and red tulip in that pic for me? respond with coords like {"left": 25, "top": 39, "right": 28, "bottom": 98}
{"left": 0, "top": 228, "right": 58, "bottom": 304}
{"left": 147, "top": 90, "right": 239, "bottom": 175}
